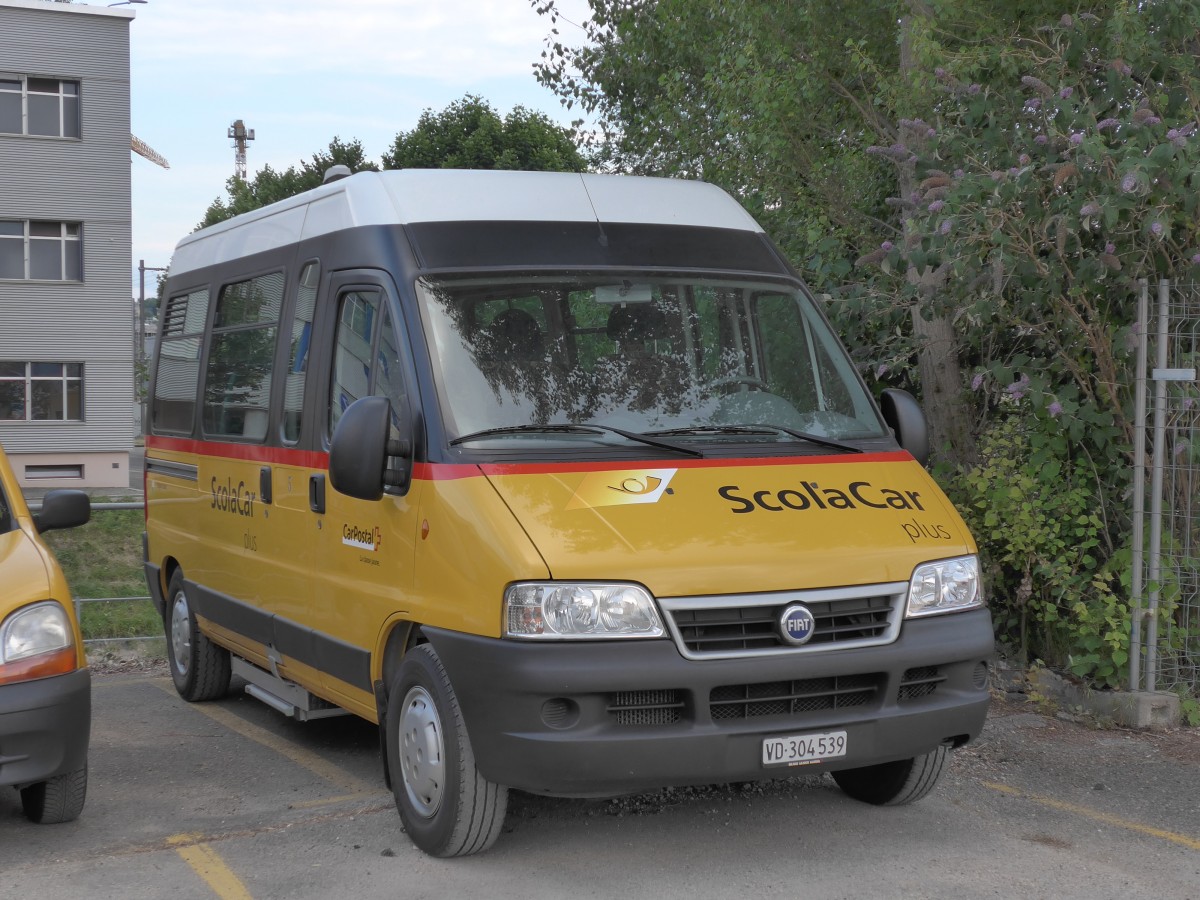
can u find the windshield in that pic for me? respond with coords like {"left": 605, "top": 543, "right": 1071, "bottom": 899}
{"left": 416, "top": 275, "right": 886, "bottom": 448}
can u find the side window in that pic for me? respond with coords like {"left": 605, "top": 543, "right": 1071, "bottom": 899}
{"left": 282, "top": 262, "right": 318, "bottom": 443}
{"left": 329, "top": 289, "right": 378, "bottom": 436}
{"left": 152, "top": 287, "right": 210, "bottom": 434}
{"left": 375, "top": 307, "right": 407, "bottom": 439}
{"left": 202, "top": 272, "right": 284, "bottom": 440}
{"left": 328, "top": 287, "right": 405, "bottom": 437}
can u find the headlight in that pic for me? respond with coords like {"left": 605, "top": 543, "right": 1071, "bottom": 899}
{"left": 505, "top": 583, "right": 665, "bottom": 639}
{"left": 1, "top": 601, "right": 73, "bottom": 663}
{"left": 906, "top": 556, "right": 983, "bottom": 617}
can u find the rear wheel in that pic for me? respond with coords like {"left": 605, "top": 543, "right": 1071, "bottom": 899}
{"left": 386, "top": 643, "right": 507, "bottom": 857}
{"left": 831, "top": 745, "right": 948, "bottom": 806}
{"left": 20, "top": 765, "right": 87, "bottom": 823}
{"left": 165, "top": 569, "right": 231, "bottom": 701}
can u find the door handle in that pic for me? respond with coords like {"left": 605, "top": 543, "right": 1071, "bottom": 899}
{"left": 309, "top": 474, "right": 325, "bottom": 514}
{"left": 259, "top": 466, "right": 273, "bottom": 505}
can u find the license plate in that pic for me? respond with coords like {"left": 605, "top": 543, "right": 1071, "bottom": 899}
{"left": 762, "top": 730, "right": 848, "bottom": 767}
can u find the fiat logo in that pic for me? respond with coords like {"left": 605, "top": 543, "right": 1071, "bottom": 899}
{"left": 779, "top": 604, "right": 817, "bottom": 646}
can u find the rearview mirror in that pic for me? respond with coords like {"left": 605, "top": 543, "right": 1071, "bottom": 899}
{"left": 879, "top": 389, "right": 930, "bottom": 467}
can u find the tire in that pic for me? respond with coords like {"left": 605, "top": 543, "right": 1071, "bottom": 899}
{"left": 386, "top": 643, "right": 508, "bottom": 857}
{"left": 165, "top": 569, "right": 231, "bottom": 701}
{"left": 831, "top": 744, "right": 948, "bottom": 806}
{"left": 21, "top": 765, "right": 87, "bottom": 824}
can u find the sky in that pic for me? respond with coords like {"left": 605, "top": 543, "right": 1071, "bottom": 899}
{"left": 125, "top": 0, "right": 593, "bottom": 296}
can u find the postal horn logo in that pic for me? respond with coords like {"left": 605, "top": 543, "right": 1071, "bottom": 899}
{"left": 611, "top": 475, "right": 663, "bottom": 496}
{"left": 566, "top": 469, "right": 677, "bottom": 510}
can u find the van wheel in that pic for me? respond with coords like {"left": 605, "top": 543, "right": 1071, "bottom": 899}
{"left": 165, "top": 569, "right": 230, "bottom": 701}
{"left": 386, "top": 644, "right": 508, "bottom": 857}
{"left": 20, "top": 765, "right": 87, "bottom": 824}
{"left": 831, "top": 745, "right": 948, "bottom": 806}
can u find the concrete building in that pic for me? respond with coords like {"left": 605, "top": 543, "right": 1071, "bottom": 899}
{"left": 0, "top": 0, "right": 137, "bottom": 489}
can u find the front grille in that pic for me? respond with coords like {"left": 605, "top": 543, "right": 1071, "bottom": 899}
{"left": 608, "top": 689, "right": 684, "bottom": 726}
{"left": 898, "top": 666, "right": 944, "bottom": 701}
{"left": 710, "top": 674, "right": 881, "bottom": 721}
{"left": 669, "top": 592, "right": 899, "bottom": 657}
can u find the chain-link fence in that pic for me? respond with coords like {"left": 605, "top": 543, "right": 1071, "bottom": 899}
{"left": 1132, "top": 280, "right": 1200, "bottom": 697}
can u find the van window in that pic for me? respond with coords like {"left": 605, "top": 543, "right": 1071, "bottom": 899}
{"left": 202, "top": 272, "right": 284, "bottom": 440}
{"left": 330, "top": 289, "right": 378, "bottom": 434}
{"left": 152, "top": 287, "right": 211, "bottom": 434}
{"left": 283, "top": 262, "right": 319, "bottom": 443}
{"left": 417, "top": 275, "right": 886, "bottom": 446}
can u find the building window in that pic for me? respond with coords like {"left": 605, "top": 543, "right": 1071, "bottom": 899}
{"left": 0, "top": 220, "right": 83, "bottom": 281}
{"left": 0, "top": 75, "right": 80, "bottom": 138}
{"left": 0, "top": 362, "right": 84, "bottom": 421}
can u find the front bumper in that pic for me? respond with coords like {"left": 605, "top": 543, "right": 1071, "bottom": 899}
{"left": 0, "top": 667, "right": 92, "bottom": 789}
{"left": 425, "top": 608, "right": 993, "bottom": 797}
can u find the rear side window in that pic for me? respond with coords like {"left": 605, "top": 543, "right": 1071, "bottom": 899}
{"left": 152, "top": 287, "right": 211, "bottom": 434}
{"left": 203, "top": 272, "right": 284, "bottom": 440}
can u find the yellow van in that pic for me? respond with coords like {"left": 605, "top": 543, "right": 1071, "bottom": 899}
{"left": 144, "top": 169, "right": 993, "bottom": 857}
{"left": 0, "top": 441, "right": 91, "bottom": 823}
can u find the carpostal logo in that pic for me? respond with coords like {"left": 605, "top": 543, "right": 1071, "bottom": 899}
{"left": 342, "top": 523, "right": 383, "bottom": 552}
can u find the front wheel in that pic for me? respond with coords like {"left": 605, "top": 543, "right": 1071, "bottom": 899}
{"left": 165, "top": 569, "right": 231, "bottom": 702}
{"left": 20, "top": 765, "right": 87, "bottom": 823}
{"left": 831, "top": 745, "right": 948, "bottom": 806}
{"left": 386, "top": 644, "right": 508, "bottom": 857}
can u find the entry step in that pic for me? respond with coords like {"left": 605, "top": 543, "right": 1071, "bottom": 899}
{"left": 231, "top": 657, "right": 350, "bottom": 721}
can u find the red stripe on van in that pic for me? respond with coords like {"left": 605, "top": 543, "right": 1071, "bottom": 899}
{"left": 477, "top": 451, "right": 912, "bottom": 477}
{"left": 145, "top": 436, "right": 328, "bottom": 469}
{"left": 146, "top": 437, "right": 911, "bottom": 480}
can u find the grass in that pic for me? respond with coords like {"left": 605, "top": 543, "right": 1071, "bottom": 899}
{"left": 40, "top": 504, "right": 163, "bottom": 641}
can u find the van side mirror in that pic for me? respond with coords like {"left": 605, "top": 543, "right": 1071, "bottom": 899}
{"left": 34, "top": 489, "right": 91, "bottom": 534}
{"left": 329, "top": 396, "right": 413, "bottom": 500}
{"left": 879, "top": 389, "right": 930, "bottom": 467}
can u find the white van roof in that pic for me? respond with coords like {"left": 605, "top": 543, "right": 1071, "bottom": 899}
{"left": 169, "top": 170, "right": 764, "bottom": 277}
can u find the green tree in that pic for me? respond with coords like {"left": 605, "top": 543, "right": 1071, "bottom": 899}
{"left": 536, "top": 1, "right": 1200, "bottom": 686}
{"left": 382, "top": 95, "right": 585, "bottom": 172}
{"left": 533, "top": 0, "right": 1077, "bottom": 465}
{"left": 199, "top": 137, "right": 379, "bottom": 229}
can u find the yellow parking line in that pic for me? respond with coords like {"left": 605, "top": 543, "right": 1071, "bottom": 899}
{"left": 152, "top": 681, "right": 377, "bottom": 796}
{"left": 983, "top": 781, "right": 1200, "bottom": 851}
{"left": 168, "top": 835, "right": 253, "bottom": 900}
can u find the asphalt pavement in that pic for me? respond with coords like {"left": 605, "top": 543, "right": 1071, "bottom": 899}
{"left": 1, "top": 671, "right": 1196, "bottom": 899}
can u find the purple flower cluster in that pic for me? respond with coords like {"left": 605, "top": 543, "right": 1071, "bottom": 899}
{"left": 1048, "top": 401, "right": 1063, "bottom": 418}
{"left": 1151, "top": 221, "right": 1164, "bottom": 236}
{"left": 1070, "top": 132, "right": 1084, "bottom": 145}
{"left": 1096, "top": 118, "right": 1120, "bottom": 132}
{"left": 971, "top": 373, "right": 985, "bottom": 392}
{"left": 1005, "top": 374, "right": 1031, "bottom": 400}
{"left": 928, "top": 200, "right": 945, "bottom": 213}
{"left": 1080, "top": 202, "right": 1101, "bottom": 217}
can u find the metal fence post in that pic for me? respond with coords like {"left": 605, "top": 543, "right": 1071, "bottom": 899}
{"left": 1145, "top": 279, "right": 1172, "bottom": 693}
{"left": 1130, "top": 280, "right": 1148, "bottom": 691}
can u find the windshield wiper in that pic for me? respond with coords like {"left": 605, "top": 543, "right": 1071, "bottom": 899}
{"left": 647, "top": 423, "right": 863, "bottom": 454}
{"left": 450, "top": 424, "right": 599, "bottom": 445}
{"left": 451, "top": 423, "right": 705, "bottom": 457}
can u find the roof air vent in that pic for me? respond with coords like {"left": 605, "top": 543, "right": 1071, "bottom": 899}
{"left": 323, "top": 165, "right": 352, "bottom": 184}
